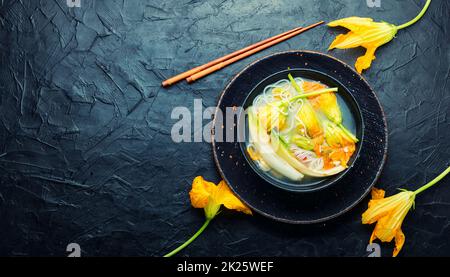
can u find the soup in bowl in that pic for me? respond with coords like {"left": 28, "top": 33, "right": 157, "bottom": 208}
{"left": 241, "top": 69, "right": 363, "bottom": 192}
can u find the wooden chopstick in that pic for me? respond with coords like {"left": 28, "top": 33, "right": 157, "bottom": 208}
{"left": 161, "top": 26, "right": 304, "bottom": 87}
{"left": 186, "top": 21, "right": 324, "bottom": 83}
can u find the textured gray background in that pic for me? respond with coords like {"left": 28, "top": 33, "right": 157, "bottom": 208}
{"left": 0, "top": 0, "right": 449, "bottom": 256}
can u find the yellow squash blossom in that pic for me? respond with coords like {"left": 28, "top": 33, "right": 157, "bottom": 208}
{"left": 321, "top": 121, "right": 356, "bottom": 167}
{"left": 324, "top": 121, "right": 353, "bottom": 148}
{"left": 164, "top": 176, "right": 251, "bottom": 257}
{"left": 292, "top": 134, "right": 314, "bottom": 151}
{"left": 296, "top": 102, "right": 322, "bottom": 138}
{"left": 362, "top": 188, "right": 415, "bottom": 257}
{"left": 303, "top": 81, "right": 340, "bottom": 122}
{"left": 362, "top": 166, "right": 450, "bottom": 257}
{"left": 303, "top": 81, "right": 358, "bottom": 143}
{"left": 258, "top": 105, "right": 287, "bottom": 131}
{"left": 190, "top": 176, "right": 252, "bottom": 219}
{"left": 328, "top": 0, "right": 431, "bottom": 73}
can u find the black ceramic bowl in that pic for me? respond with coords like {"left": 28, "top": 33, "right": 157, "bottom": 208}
{"left": 212, "top": 50, "right": 387, "bottom": 224}
{"left": 240, "top": 69, "right": 364, "bottom": 193}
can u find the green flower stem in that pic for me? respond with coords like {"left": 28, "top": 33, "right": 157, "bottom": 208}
{"left": 298, "top": 88, "right": 339, "bottom": 99}
{"left": 414, "top": 166, "right": 450, "bottom": 195}
{"left": 164, "top": 219, "right": 211, "bottom": 257}
{"left": 397, "top": 0, "right": 431, "bottom": 30}
{"left": 287, "top": 73, "right": 339, "bottom": 98}
{"left": 338, "top": 123, "right": 359, "bottom": 143}
{"left": 287, "top": 88, "right": 339, "bottom": 103}
{"left": 288, "top": 73, "right": 302, "bottom": 92}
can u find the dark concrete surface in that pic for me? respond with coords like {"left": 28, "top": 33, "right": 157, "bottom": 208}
{"left": 0, "top": 0, "right": 448, "bottom": 256}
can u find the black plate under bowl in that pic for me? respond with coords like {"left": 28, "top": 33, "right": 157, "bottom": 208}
{"left": 240, "top": 69, "right": 364, "bottom": 193}
{"left": 212, "top": 50, "right": 387, "bottom": 224}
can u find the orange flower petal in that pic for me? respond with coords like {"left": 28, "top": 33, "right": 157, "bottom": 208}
{"left": 328, "top": 146, "right": 354, "bottom": 167}
{"left": 328, "top": 17, "right": 375, "bottom": 31}
{"left": 302, "top": 81, "right": 327, "bottom": 92}
{"left": 362, "top": 191, "right": 410, "bottom": 224}
{"left": 216, "top": 180, "right": 252, "bottom": 215}
{"left": 369, "top": 229, "right": 376, "bottom": 244}
{"left": 370, "top": 213, "right": 396, "bottom": 242}
{"left": 393, "top": 229, "right": 405, "bottom": 257}
{"left": 355, "top": 47, "right": 377, "bottom": 73}
{"left": 374, "top": 195, "right": 414, "bottom": 242}
{"left": 363, "top": 185, "right": 415, "bottom": 257}
{"left": 371, "top": 187, "right": 385, "bottom": 199}
{"left": 189, "top": 176, "right": 216, "bottom": 208}
{"left": 362, "top": 199, "right": 392, "bottom": 224}
{"left": 328, "top": 32, "right": 362, "bottom": 49}
{"left": 369, "top": 218, "right": 406, "bottom": 257}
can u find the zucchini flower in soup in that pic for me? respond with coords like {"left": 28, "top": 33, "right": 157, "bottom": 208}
{"left": 258, "top": 105, "right": 287, "bottom": 132}
{"left": 302, "top": 81, "right": 358, "bottom": 143}
{"left": 310, "top": 92, "right": 342, "bottom": 125}
{"left": 324, "top": 121, "right": 351, "bottom": 148}
{"left": 302, "top": 82, "right": 341, "bottom": 122}
{"left": 324, "top": 120, "right": 356, "bottom": 167}
{"left": 328, "top": 0, "right": 431, "bottom": 73}
{"left": 296, "top": 103, "right": 322, "bottom": 138}
{"left": 292, "top": 135, "right": 315, "bottom": 151}
{"left": 328, "top": 144, "right": 355, "bottom": 167}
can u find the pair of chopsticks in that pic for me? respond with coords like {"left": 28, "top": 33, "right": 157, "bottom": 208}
{"left": 161, "top": 21, "right": 324, "bottom": 87}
